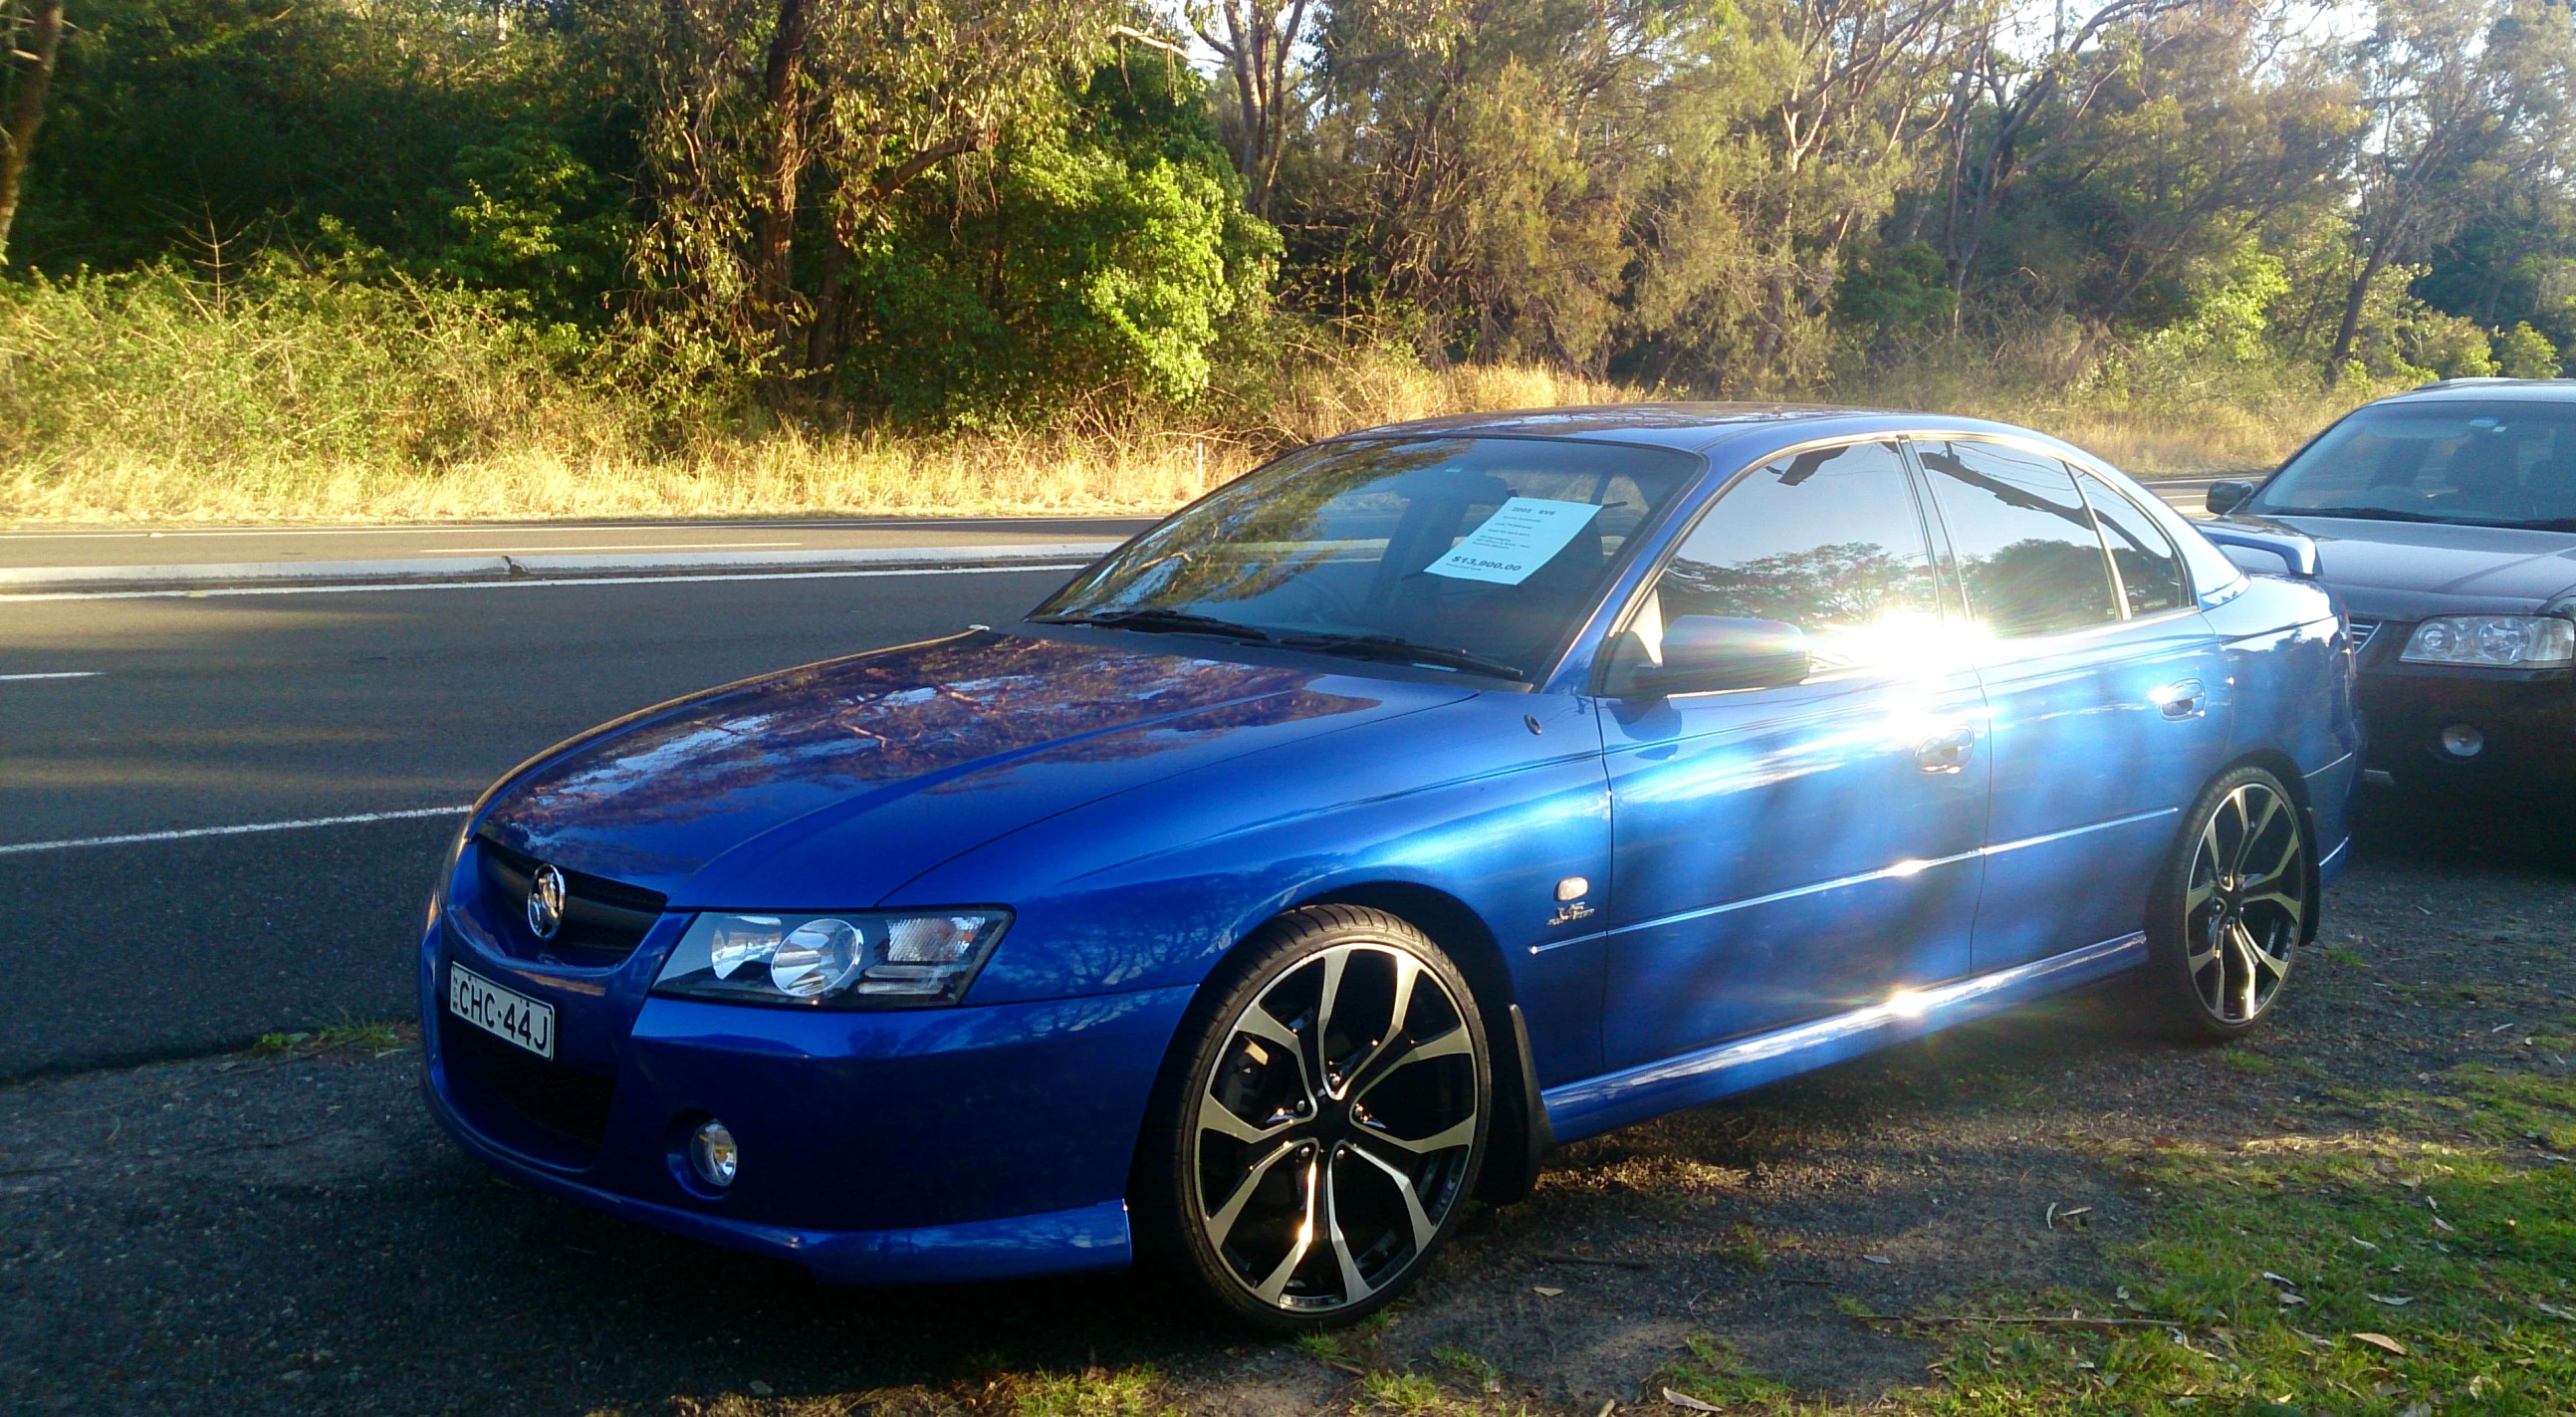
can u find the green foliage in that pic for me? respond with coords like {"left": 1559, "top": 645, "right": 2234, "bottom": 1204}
{"left": 1837, "top": 242, "right": 1957, "bottom": 348}
{"left": 430, "top": 130, "right": 634, "bottom": 327}
{"left": 5, "top": 0, "right": 2575, "bottom": 442}
{"left": 834, "top": 55, "right": 1277, "bottom": 425}
{"left": 2494, "top": 322, "right": 2563, "bottom": 378}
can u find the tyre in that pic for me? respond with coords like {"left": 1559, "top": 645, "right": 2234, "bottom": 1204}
{"left": 1134, "top": 905, "right": 1490, "bottom": 1331}
{"left": 2136, "top": 765, "right": 2312, "bottom": 1040}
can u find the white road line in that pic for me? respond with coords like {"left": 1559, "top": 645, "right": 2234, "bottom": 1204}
{"left": 0, "top": 561, "right": 1092, "bottom": 603}
{"left": 1, "top": 806, "right": 474, "bottom": 856}
{"left": 0, "top": 671, "right": 100, "bottom": 681}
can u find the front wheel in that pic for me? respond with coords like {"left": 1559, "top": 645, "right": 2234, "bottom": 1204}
{"left": 2136, "top": 766, "right": 2311, "bottom": 1040}
{"left": 1134, "top": 905, "right": 1490, "bottom": 1331}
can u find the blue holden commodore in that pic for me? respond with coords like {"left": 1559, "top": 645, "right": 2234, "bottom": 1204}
{"left": 423, "top": 405, "right": 2359, "bottom": 1329}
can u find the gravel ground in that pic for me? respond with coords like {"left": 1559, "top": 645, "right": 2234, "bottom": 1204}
{"left": 3, "top": 791, "right": 2569, "bottom": 1416}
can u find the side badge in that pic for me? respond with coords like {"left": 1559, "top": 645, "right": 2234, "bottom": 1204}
{"left": 1548, "top": 876, "right": 1594, "bottom": 927}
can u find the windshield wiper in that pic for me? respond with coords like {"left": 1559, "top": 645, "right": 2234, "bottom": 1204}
{"left": 1033, "top": 607, "right": 1277, "bottom": 642}
{"left": 2488, "top": 518, "right": 2576, "bottom": 533}
{"left": 1277, "top": 633, "right": 1527, "bottom": 681}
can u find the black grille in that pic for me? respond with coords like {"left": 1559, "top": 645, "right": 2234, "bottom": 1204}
{"left": 444, "top": 1018, "right": 615, "bottom": 1149}
{"left": 477, "top": 834, "right": 666, "bottom": 966}
{"left": 2348, "top": 617, "right": 2382, "bottom": 652}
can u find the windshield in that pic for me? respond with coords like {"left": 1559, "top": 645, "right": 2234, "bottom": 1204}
{"left": 1034, "top": 436, "right": 1702, "bottom": 680}
{"left": 2251, "top": 399, "right": 2576, "bottom": 529}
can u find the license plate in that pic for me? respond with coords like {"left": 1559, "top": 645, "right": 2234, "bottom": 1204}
{"left": 447, "top": 964, "right": 556, "bottom": 1060}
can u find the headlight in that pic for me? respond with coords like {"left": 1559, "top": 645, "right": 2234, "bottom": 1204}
{"left": 650, "top": 909, "right": 1011, "bottom": 1009}
{"left": 2399, "top": 615, "right": 2576, "bottom": 668}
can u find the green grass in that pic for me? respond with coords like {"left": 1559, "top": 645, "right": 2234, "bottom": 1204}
{"left": 1865, "top": 1067, "right": 2576, "bottom": 1415}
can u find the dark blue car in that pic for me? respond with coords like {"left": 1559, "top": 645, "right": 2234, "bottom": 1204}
{"left": 423, "top": 406, "right": 2358, "bottom": 1329}
{"left": 2203, "top": 377, "right": 2576, "bottom": 793}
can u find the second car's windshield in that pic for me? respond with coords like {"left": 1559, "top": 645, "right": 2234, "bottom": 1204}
{"left": 1034, "top": 437, "right": 1700, "bottom": 680}
{"left": 2252, "top": 399, "right": 2576, "bottom": 528}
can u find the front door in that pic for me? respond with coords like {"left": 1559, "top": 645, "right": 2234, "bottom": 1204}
{"left": 1596, "top": 440, "right": 1991, "bottom": 1070}
{"left": 1911, "top": 439, "right": 2233, "bottom": 973}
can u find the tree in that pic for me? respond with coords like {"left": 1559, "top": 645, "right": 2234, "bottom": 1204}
{"left": 630, "top": 0, "right": 1120, "bottom": 366}
{"left": 0, "top": 0, "right": 65, "bottom": 265}
{"left": 1185, "top": 0, "right": 1311, "bottom": 217}
{"left": 2324, "top": 0, "right": 2576, "bottom": 382}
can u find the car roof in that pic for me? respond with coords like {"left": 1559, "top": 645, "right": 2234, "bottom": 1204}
{"left": 1320, "top": 401, "right": 2116, "bottom": 469}
{"left": 2373, "top": 378, "right": 2576, "bottom": 406}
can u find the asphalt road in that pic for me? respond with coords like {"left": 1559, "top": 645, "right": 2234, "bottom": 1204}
{"left": 0, "top": 515, "right": 1152, "bottom": 572}
{"left": 0, "top": 565, "right": 1090, "bottom": 1079}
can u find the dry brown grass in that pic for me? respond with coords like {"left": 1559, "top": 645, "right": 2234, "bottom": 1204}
{"left": 0, "top": 264, "right": 2379, "bottom": 526}
{"left": 0, "top": 347, "right": 1643, "bottom": 525}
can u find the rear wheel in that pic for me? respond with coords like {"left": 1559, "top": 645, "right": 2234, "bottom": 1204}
{"left": 2137, "top": 766, "right": 2310, "bottom": 1040}
{"left": 1135, "top": 905, "right": 1489, "bottom": 1331}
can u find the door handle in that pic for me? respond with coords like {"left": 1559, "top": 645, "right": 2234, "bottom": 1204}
{"left": 2153, "top": 678, "right": 2208, "bottom": 721}
{"left": 1914, "top": 727, "right": 1976, "bottom": 775}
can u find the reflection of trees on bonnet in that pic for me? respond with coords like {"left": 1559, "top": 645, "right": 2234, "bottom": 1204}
{"left": 510, "top": 636, "right": 1375, "bottom": 834}
{"left": 1056, "top": 441, "right": 1460, "bottom": 608}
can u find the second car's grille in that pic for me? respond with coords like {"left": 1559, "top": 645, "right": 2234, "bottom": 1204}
{"left": 2348, "top": 618, "right": 2382, "bottom": 653}
{"left": 442, "top": 1018, "right": 615, "bottom": 1151}
{"left": 476, "top": 834, "right": 666, "bottom": 966}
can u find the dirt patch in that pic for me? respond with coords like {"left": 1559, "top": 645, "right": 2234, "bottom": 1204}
{"left": 4, "top": 792, "right": 2571, "bottom": 1416}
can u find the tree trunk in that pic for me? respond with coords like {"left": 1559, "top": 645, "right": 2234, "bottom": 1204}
{"left": 2325, "top": 246, "right": 2387, "bottom": 387}
{"left": 0, "top": 0, "right": 67, "bottom": 267}
{"left": 755, "top": 0, "right": 811, "bottom": 360}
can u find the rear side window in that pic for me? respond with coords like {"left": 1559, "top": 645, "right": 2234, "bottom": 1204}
{"left": 1917, "top": 440, "right": 2122, "bottom": 638}
{"left": 2078, "top": 473, "right": 2189, "bottom": 615}
{"left": 1640, "top": 440, "right": 1943, "bottom": 675}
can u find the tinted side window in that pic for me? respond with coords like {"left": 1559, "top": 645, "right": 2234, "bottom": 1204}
{"left": 1918, "top": 441, "right": 2120, "bottom": 638}
{"left": 1640, "top": 441, "right": 1942, "bottom": 676}
{"left": 2078, "top": 473, "right": 2188, "bottom": 615}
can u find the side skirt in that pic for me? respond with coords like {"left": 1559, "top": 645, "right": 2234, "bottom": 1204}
{"left": 1540, "top": 932, "right": 2147, "bottom": 1144}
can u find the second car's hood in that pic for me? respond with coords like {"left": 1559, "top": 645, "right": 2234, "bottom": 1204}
{"left": 2228, "top": 514, "right": 2576, "bottom": 616}
{"left": 475, "top": 631, "right": 1468, "bottom": 906}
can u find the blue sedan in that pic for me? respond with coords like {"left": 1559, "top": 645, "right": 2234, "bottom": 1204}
{"left": 421, "top": 405, "right": 2359, "bottom": 1329}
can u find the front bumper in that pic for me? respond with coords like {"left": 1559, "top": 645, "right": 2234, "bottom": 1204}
{"left": 2358, "top": 660, "right": 2576, "bottom": 788}
{"left": 419, "top": 888, "right": 1196, "bottom": 1286}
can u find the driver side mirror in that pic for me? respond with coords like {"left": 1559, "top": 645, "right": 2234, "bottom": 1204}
{"left": 2205, "top": 480, "right": 2255, "bottom": 516}
{"left": 1619, "top": 615, "right": 1811, "bottom": 697}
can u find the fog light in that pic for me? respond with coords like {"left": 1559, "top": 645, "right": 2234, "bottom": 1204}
{"left": 688, "top": 1119, "right": 739, "bottom": 1189}
{"left": 2439, "top": 723, "right": 2486, "bottom": 759}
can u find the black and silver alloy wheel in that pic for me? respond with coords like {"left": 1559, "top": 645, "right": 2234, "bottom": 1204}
{"left": 1140, "top": 906, "right": 1488, "bottom": 1329}
{"left": 2140, "top": 766, "right": 2311, "bottom": 1040}
{"left": 2184, "top": 780, "right": 2305, "bottom": 1024}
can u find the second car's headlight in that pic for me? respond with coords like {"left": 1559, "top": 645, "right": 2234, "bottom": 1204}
{"left": 2399, "top": 614, "right": 2576, "bottom": 668}
{"left": 651, "top": 910, "right": 1010, "bottom": 1009}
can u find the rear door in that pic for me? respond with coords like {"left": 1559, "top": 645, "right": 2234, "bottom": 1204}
{"left": 1911, "top": 439, "right": 2232, "bottom": 973}
{"left": 1595, "top": 439, "right": 1990, "bottom": 1068}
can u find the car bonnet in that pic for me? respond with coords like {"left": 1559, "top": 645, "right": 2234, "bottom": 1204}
{"left": 472, "top": 630, "right": 1471, "bottom": 906}
{"left": 2251, "top": 515, "right": 2576, "bottom": 616}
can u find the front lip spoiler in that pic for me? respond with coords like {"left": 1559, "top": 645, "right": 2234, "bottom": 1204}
{"left": 421, "top": 1068, "right": 1131, "bottom": 1285}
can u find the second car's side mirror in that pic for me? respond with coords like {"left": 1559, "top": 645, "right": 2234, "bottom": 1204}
{"left": 1624, "top": 615, "right": 1811, "bottom": 697}
{"left": 2206, "top": 480, "right": 2255, "bottom": 516}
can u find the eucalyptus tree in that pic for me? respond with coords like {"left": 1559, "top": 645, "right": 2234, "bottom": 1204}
{"left": 0, "top": 0, "right": 64, "bottom": 265}
{"left": 629, "top": 0, "right": 1121, "bottom": 365}
{"left": 2324, "top": 0, "right": 2576, "bottom": 382}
